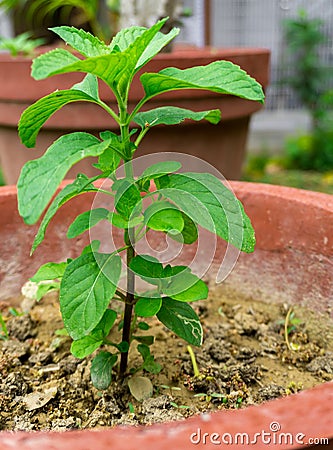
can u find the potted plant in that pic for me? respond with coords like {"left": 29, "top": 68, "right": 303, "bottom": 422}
{"left": 0, "top": 1, "right": 270, "bottom": 184}
{"left": 0, "top": 19, "right": 332, "bottom": 449}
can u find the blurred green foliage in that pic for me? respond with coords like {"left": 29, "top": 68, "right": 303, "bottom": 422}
{"left": 0, "top": 32, "right": 45, "bottom": 56}
{"left": 0, "top": 0, "right": 118, "bottom": 43}
{"left": 0, "top": 168, "right": 4, "bottom": 187}
{"left": 243, "top": 153, "right": 333, "bottom": 195}
{"left": 282, "top": 10, "right": 333, "bottom": 172}
{"left": 284, "top": 129, "right": 333, "bottom": 172}
{"left": 283, "top": 9, "right": 328, "bottom": 123}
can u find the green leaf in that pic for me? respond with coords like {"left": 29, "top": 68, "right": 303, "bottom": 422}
{"left": 32, "top": 48, "right": 80, "bottom": 80}
{"left": 70, "top": 309, "right": 117, "bottom": 358}
{"left": 137, "top": 344, "right": 161, "bottom": 374}
{"left": 129, "top": 255, "right": 163, "bottom": 285}
{"left": 18, "top": 133, "right": 107, "bottom": 225}
{"left": 162, "top": 264, "right": 174, "bottom": 278}
{"left": 19, "top": 89, "right": 101, "bottom": 148}
{"left": 134, "top": 107, "right": 221, "bottom": 128}
{"left": 135, "top": 297, "right": 162, "bottom": 317}
{"left": 133, "top": 335, "right": 154, "bottom": 346}
{"left": 93, "top": 145, "right": 122, "bottom": 174}
{"left": 114, "top": 179, "right": 142, "bottom": 220}
{"left": 142, "top": 358, "right": 161, "bottom": 374}
{"left": 60, "top": 252, "right": 121, "bottom": 340}
{"left": 67, "top": 208, "right": 109, "bottom": 239}
{"left": 140, "top": 61, "right": 265, "bottom": 103}
{"left": 71, "top": 333, "right": 104, "bottom": 359}
{"left": 94, "top": 308, "right": 118, "bottom": 337}
{"left": 31, "top": 262, "right": 67, "bottom": 282}
{"left": 136, "top": 343, "right": 150, "bottom": 359}
{"left": 32, "top": 19, "right": 168, "bottom": 100}
{"left": 162, "top": 270, "right": 208, "bottom": 302}
{"left": 114, "top": 17, "right": 169, "bottom": 98}
{"left": 90, "top": 351, "right": 118, "bottom": 390}
{"left": 31, "top": 47, "right": 123, "bottom": 87}
{"left": 107, "top": 212, "right": 128, "bottom": 229}
{"left": 170, "top": 212, "right": 198, "bottom": 245}
{"left": 116, "top": 341, "right": 130, "bottom": 353}
{"left": 157, "top": 298, "right": 203, "bottom": 346}
{"left": 109, "top": 26, "right": 146, "bottom": 51}
{"left": 137, "top": 322, "right": 150, "bottom": 331}
{"left": 36, "top": 282, "right": 60, "bottom": 301}
{"left": 157, "top": 173, "right": 255, "bottom": 253}
{"left": 31, "top": 174, "right": 98, "bottom": 254}
{"left": 110, "top": 26, "right": 179, "bottom": 70}
{"left": 107, "top": 212, "right": 143, "bottom": 229}
{"left": 144, "top": 201, "right": 184, "bottom": 233}
{"left": 136, "top": 28, "right": 180, "bottom": 70}
{"left": 81, "top": 240, "right": 101, "bottom": 255}
{"left": 138, "top": 161, "right": 181, "bottom": 181}
{"left": 93, "top": 149, "right": 121, "bottom": 174}
{"left": 50, "top": 26, "right": 110, "bottom": 57}
{"left": 93, "top": 130, "right": 125, "bottom": 171}
{"left": 72, "top": 73, "right": 100, "bottom": 99}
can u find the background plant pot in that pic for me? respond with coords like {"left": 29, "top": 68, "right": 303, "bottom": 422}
{"left": 0, "top": 47, "right": 270, "bottom": 184}
{"left": 0, "top": 181, "right": 332, "bottom": 449}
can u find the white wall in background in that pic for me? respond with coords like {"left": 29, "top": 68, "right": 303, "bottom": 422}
{"left": 0, "top": 8, "right": 12, "bottom": 38}
{"left": 209, "top": 0, "right": 333, "bottom": 151}
{"left": 177, "top": 0, "right": 205, "bottom": 47}
{"left": 211, "top": 0, "right": 333, "bottom": 110}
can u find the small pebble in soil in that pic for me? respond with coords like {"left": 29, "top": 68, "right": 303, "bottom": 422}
{"left": 7, "top": 315, "right": 37, "bottom": 341}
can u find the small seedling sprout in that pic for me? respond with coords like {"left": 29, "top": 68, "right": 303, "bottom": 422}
{"left": 0, "top": 312, "right": 8, "bottom": 340}
{"left": 284, "top": 307, "right": 302, "bottom": 351}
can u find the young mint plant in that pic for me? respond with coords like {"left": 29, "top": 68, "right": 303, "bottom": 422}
{"left": 17, "top": 18, "right": 264, "bottom": 389}
{"left": 0, "top": 32, "right": 45, "bottom": 57}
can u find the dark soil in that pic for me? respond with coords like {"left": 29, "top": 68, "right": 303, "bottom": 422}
{"left": 1, "top": 285, "right": 333, "bottom": 431}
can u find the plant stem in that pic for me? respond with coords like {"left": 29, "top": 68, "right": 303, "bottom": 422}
{"left": 187, "top": 345, "right": 200, "bottom": 378}
{"left": 115, "top": 290, "right": 127, "bottom": 301}
{"left": 284, "top": 307, "right": 293, "bottom": 351}
{"left": 119, "top": 147, "right": 136, "bottom": 376}
{"left": 119, "top": 229, "right": 135, "bottom": 376}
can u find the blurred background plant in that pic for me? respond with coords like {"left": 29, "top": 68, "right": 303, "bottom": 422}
{"left": 242, "top": 153, "right": 333, "bottom": 195}
{"left": 243, "top": 8, "right": 333, "bottom": 193}
{"left": 1, "top": 0, "right": 107, "bottom": 42}
{"left": 0, "top": 30, "right": 44, "bottom": 55}
{"left": 0, "top": 0, "right": 189, "bottom": 44}
{"left": 282, "top": 9, "right": 327, "bottom": 130}
{"left": 280, "top": 9, "right": 333, "bottom": 173}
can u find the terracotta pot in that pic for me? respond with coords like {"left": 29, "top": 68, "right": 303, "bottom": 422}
{"left": 0, "top": 181, "right": 332, "bottom": 449}
{"left": 0, "top": 47, "right": 270, "bottom": 184}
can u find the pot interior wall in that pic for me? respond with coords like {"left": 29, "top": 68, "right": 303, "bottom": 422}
{"left": 0, "top": 182, "right": 332, "bottom": 320}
